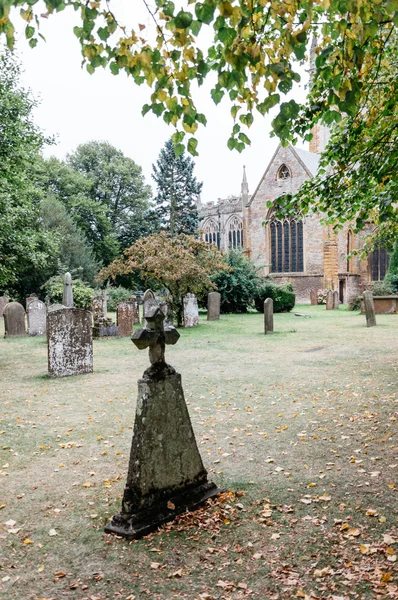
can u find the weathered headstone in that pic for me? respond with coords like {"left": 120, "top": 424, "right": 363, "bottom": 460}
{"left": 0, "top": 296, "right": 9, "bottom": 317}
{"left": 183, "top": 293, "right": 199, "bottom": 328}
{"left": 159, "top": 301, "right": 173, "bottom": 327}
{"left": 47, "top": 308, "right": 93, "bottom": 377}
{"left": 363, "top": 291, "right": 377, "bottom": 327}
{"left": 92, "top": 296, "right": 118, "bottom": 338}
{"left": 48, "top": 303, "right": 66, "bottom": 312}
{"left": 62, "top": 272, "right": 74, "bottom": 307}
{"left": 333, "top": 290, "right": 339, "bottom": 309}
{"left": 3, "top": 302, "right": 26, "bottom": 338}
{"left": 326, "top": 290, "right": 334, "bottom": 310}
{"left": 117, "top": 301, "right": 135, "bottom": 337}
{"left": 129, "top": 296, "right": 140, "bottom": 324}
{"left": 27, "top": 299, "right": 46, "bottom": 336}
{"left": 104, "top": 290, "right": 219, "bottom": 539}
{"left": 26, "top": 295, "right": 37, "bottom": 311}
{"left": 264, "top": 297, "right": 274, "bottom": 334}
{"left": 101, "top": 288, "right": 108, "bottom": 319}
{"left": 207, "top": 291, "right": 221, "bottom": 321}
{"left": 310, "top": 289, "right": 318, "bottom": 306}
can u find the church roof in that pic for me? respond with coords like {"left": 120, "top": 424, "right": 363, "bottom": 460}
{"left": 293, "top": 147, "right": 320, "bottom": 177}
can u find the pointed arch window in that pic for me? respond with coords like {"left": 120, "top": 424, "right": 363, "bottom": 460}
{"left": 370, "top": 247, "right": 390, "bottom": 281}
{"left": 277, "top": 164, "right": 291, "bottom": 180}
{"left": 270, "top": 218, "right": 303, "bottom": 273}
{"left": 203, "top": 220, "right": 220, "bottom": 249}
{"left": 228, "top": 216, "right": 243, "bottom": 249}
{"left": 346, "top": 230, "right": 354, "bottom": 272}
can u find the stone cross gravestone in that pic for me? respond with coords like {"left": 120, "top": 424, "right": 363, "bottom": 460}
{"left": 3, "top": 302, "right": 26, "bottom": 338}
{"left": 264, "top": 297, "right": 274, "bottom": 334}
{"left": 0, "top": 296, "right": 9, "bottom": 317}
{"left": 62, "top": 272, "right": 74, "bottom": 307}
{"left": 27, "top": 299, "right": 46, "bottom": 336}
{"left": 326, "top": 290, "right": 334, "bottom": 310}
{"left": 183, "top": 293, "right": 199, "bottom": 327}
{"left": 207, "top": 291, "right": 221, "bottom": 321}
{"left": 310, "top": 289, "right": 318, "bottom": 306}
{"left": 104, "top": 290, "right": 219, "bottom": 539}
{"left": 47, "top": 308, "right": 93, "bottom": 377}
{"left": 363, "top": 291, "right": 377, "bottom": 327}
{"left": 333, "top": 290, "right": 339, "bottom": 309}
{"left": 116, "top": 301, "right": 136, "bottom": 337}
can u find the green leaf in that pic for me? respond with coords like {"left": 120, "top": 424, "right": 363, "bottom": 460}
{"left": 196, "top": 113, "right": 207, "bottom": 126}
{"left": 174, "top": 143, "right": 185, "bottom": 157}
{"left": 172, "top": 131, "right": 185, "bottom": 144}
{"left": 86, "top": 64, "right": 95, "bottom": 74}
{"left": 28, "top": 37, "right": 37, "bottom": 48}
{"left": 187, "top": 137, "right": 198, "bottom": 156}
{"left": 109, "top": 62, "right": 119, "bottom": 75}
{"left": 227, "top": 137, "right": 236, "bottom": 150}
{"left": 142, "top": 104, "right": 151, "bottom": 116}
{"left": 218, "top": 27, "right": 236, "bottom": 46}
{"left": 163, "top": 1, "right": 175, "bottom": 17}
{"left": 97, "top": 27, "right": 109, "bottom": 41}
{"left": 257, "top": 93, "right": 280, "bottom": 115}
{"left": 174, "top": 10, "right": 193, "bottom": 29}
{"left": 210, "top": 87, "right": 224, "bottom": 104}
{"left": 73, "top": 25, "right": 83, "bottom": 37}
{"left": 25, "top": 25, "right": 34, "bottom": 39}
{"left": 238, "top": 132, "right": 251, "bottom": 145}
{"left": 195, "top": 2, "right": 215, "bottom": 24}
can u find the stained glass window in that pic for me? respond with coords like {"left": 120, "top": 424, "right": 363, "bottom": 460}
{"left": 203, "top": 220, "right": 220, "bottom": 249}
{"left": 277, "top": 164, "right": 291, "bottom": 180}
{"left": 228, "top": 217, "right": 244, "bottom": 249}
{"left": 269, "top": 217, "right": 304, "bottom": 273}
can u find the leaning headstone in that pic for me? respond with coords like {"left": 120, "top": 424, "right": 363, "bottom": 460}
{"left": 47, "top": 308, "right": 93, "bottom": 377}
{"left": 26, "top": 295, "right": 37, "bottom": 312}
{"left": 326, "top": 290, "right": 334, "bottom": 310}
{"left": 104, "top": 290, "right": 219, "bottom": 539}
{"left": 363, "top": 291, "right": 376, "bottom": 328}
{"left": 0, "top": 296, "right": 9, "bottom": 317}
{"left": 3, "top": 302, "right": 26, "bottom": 338}
{"left": 264, "top": 298, "right": 274, "bottom": 334}
{"left": 183, "top": 293, "right": 199, "bottom": 328}
{"left": 27, "top": 299, "right": 46, "bottom": 336}
{"left": 62, "top": 272, "right": 74, "bottom": 307}
{"left": 207, "top": 291, "right": 221, "bottom": 321}
{"left": 310, "top": 289, "right": 318, "bottom": 306}
{"left": 333, "top": 290, "right": 339, "bottom": 309}
{"left": 117, "top": 301, "right": 135, "bottom": 337}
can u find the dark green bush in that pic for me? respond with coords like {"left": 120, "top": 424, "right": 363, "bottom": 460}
{"left": 254, "top": 281, "right": 295, "bottom": 313}
{"left": 372, "top": 280, "right": 393, "bottom": 296}
{"left": 41, "top": 276, "right": 94, "bottom": 309}
{"left": 107, "top": 286, "right": 134, "bottom": 311}
{"left": 210, "top": 250, "right": 261, "bottom": 313}
{"left": 385, "top": 243, "right": 398, "bottom": 292}
{"left": 348, "top": 294, "right": 362, "bottom": 311}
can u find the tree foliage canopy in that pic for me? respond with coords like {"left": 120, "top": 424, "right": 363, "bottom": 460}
{"left": 4, "top": 1, "right": 397, "bottom": 155}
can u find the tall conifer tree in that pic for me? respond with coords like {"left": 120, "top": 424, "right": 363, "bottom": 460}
{"left": 152, "top": 138, "right": 202, "bottom": 236}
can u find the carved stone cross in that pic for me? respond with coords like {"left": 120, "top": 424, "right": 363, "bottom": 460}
{"left": 132, "top": 290, "right": 179, "bottom": 374}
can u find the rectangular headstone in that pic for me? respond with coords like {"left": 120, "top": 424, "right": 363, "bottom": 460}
{"left": 184, "top": 294, "right": 199, "bottom": 328}
{"left": 47, "top": 308, "right": 93, "bottom": 377}
{"left": 207, "top": 292, "right": 221, "bottom": 320}
{"left": 0, "top": 296, "right": 9, "bottom": 318}
{"left": 333, "top": 290, "right": 339, "bottom": 309}
{"left": 326, "top": 290, "right": 334, "bottom": 310}
{"left": 27, "top": 299, "right": 46, "bottom": 336}
{"left": 363, "top": 291, "right": 376, "bottom": 327}
{"left": 310, "top": 289, "right": 318, "bottom": 305}
{"left": 117, "top": 301, "right": 136, "bottom": 337}
{"left": 159, "top": 301, "right": 173, "bottom": 327}
{"left": 4, "top": 302, "right": 26, "bottom": 338}
{"left": 264, "top": 297, "right": 274, "bottom": 334}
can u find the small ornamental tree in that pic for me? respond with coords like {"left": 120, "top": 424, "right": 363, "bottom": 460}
{"left": 99, "top": 232, "right": 228, "bottom": 327}
{"left": 152, "top": 139, "right": 202, "bottom": 236}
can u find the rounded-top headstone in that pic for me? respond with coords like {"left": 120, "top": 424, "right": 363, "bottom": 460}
{"left": 207, "top": 291, "right": 221, "bottom": 321}
{"left": 27, "top": 299, "right": 46, "bottom": 336}
{"left": 3, "top": 302, "right": 26, "bottom": 338}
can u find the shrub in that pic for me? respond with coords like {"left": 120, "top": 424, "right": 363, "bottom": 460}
{"left": 42, "top": 276, "right": 94, "bottom": 309}
{"left": 372, "top": 280, "right": 393, "bottom": 296}
{"left": 106, "top": 286, "right": 134, "bottom": 311}
{"left": 210, "top": 250, "right": 261, "bottom": 313}
{"left": 348, "top": 295, "right": 362, "bottom": 311}
{"left": 254, "top": 281, "right": 295, "bottom": 313}
{"left": 317, "top": 289, "right": 328, "bottom": 305}
{"left": 385, "top": 274, "right": 398, "bottom": 293}
{"left": 385, "top": 243, "right": 398, "bottom": 292}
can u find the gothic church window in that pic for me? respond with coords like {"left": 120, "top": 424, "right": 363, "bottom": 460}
{"left": 270, "top": 218, "right": 304, "bottom": 273}
{"left": 370, "top": 247, "right": 390, "bottom": 281}
{"left": 346, "top": 230, "right": 354, "bottom": 272}
{"left": 204, "top": 220, "right": 220, "bottom": 249}
{"left": 277, "top": 164, "right": 291, "bottom": 180}
{"left": 228, "top": 216, "right": 243, "bottom": 249}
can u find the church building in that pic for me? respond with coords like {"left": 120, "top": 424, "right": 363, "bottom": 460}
{"left": 198, "top": 131, "right": 389, "bottom": 303}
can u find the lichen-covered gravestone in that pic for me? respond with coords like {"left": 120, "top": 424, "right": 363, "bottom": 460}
{"left": 363, "top": 291, "right": 377, "bottom": 328}
{"left": 104, "top": 290, "right": 219, "bottom": 539}
{"left": 47, "top": 308, "right": 93, "bottom": 377}
{"left": 326, "top": 290, "right": 334, "bottom": 310}
{"left": 92, "top": 296, "right": 118, "bottom": 337}
{"left": 0, "top": 296, "right": 9, "bottom": 318}
{"left": 116, "top": 301, "right": 136, "bottom": 337}
{"left": 310, "top": 289, "right": 318, "bottom": 306}
{"left": 3, "top": 302, "right": 26, "bottom": 338}
{"left": 183, "top": 293, "right": 199, "bottom": 327}
{"left": 26, "top": 295, "right": 37, "bottom": 311}
{"left": 62, "top": 272, "right": 74, "bottom": 307}
{"left": 333, "top": 290, "right": 339, "bottom": 309}
{"left": 207, "top": 291, "right": 221, "bottom": 321}
{"left": 27, "top": 299, "right": 46, "bottom": 336}
{"left": 264, "top": 297, "right": 274, "bottom": 334}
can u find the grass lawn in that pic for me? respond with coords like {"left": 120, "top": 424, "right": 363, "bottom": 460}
{"left": 0, "top": 305, "right": 397, "bottom": 600}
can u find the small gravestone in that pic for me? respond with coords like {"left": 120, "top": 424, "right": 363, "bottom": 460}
{"left": 117, "top": 301, "right": 135, "bottom": 337}
{"left": 0, "top": 296, "right": 9, "bottom": 317}
{"left": 3, "top": 302, "right": 26, "bottom": 338}
{"left": 183, "top": 294, "right": 199, "bottom": 328}
{"left": 207, "top": 292, "right": 221, "bottom": 321}
{"left": 310, "top": 290, "right": 318, "bottom": 306}
{"left": 26, "top": 295, "right": 37, "bottom": 312}
{"left": 363, "top": 291, "right": 376, "bottom": 327}
{"left": 27, "top": 299, "right": 46, "bottom": 336}
{"left": 159, "top": 301, "right": 173, "bottom": 327}
{"left": 47, "top": 308, "right": 93, "bottom": 377}
{"left": 333, "top": 290, "right": 339, "bottom": 309}
{"left": 62, "top": 272, "right": 74, "bottom": 307}
{"left": 326, "top": 290, "right": 334, "bottom": 310}
{"left": 130, "top": 296, "right": 140, "bottom": 324}
{"left": 264, "top": 298, "right": 274, "bottom": 334}
{"left": 92, "top": 296, "right": 118, "bottom": 338}
{"left": 104, "top": 290, "right": 219, "bottom": 539}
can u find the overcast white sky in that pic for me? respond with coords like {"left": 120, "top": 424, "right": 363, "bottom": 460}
{"left": 14, "top": 2, "right": 309, "bottom": 204}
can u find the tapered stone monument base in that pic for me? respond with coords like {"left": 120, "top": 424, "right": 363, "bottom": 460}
{"left": 105, "top": 369, "right": 220, "bottom": 540}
